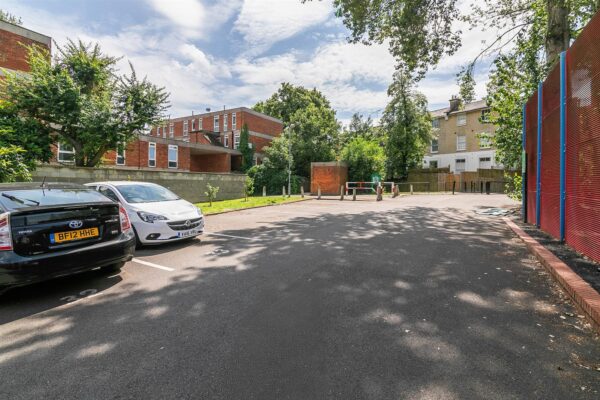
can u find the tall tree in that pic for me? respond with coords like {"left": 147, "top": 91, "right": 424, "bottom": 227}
{"left": 382, "top": 71, "right": 432, "bottom": 180}
{"left": 238, "top": 123, "right": 254, "bottom": 171}
{"left": 1, "top": 40, "right": 169, "bottom": 167}
{"left": 340, "top": 136, "right": 386, "bottom": 182}
{"left": 0, "top": 9, "right": 22, "bottom": 25}
{"left": 254, "top": 83, "right": 340, "bottom": 177}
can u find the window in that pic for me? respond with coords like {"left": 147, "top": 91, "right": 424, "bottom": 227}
{"left": 479, "top": 134, "right": 492, "bottom": 149}
{"left": 169, "top": 123, "right": 174, "bottom": 138}
{"left": 199, "top": 118, "right": 203, "bottom": 130}
{"left": 168, "top": 145, "right": 178, "bottom": 168}
{"left": 456, "top": 135, "right": 466, "bottom": 151}
{"left": 432, "top": 118, "right": 440, "bottom": 129}
{"left": 99, "top": 186, "right": 119, "bottom": 202}
{"left": 234, "top": 133, "right": 240, "bottom": 149}
{"left": 162, "top": 126, "right": 167, "bottom": 138}
{"left": 116, "top": 145, "right": 126, "bottom": 165}
{"left": 58, "top": 142, "right": 75, "bottom": 163}
{"left": 430, "top": 160, "right": 438, "bottom": 169}
{"left": 456, "top": 113, "right": 467, "bottom": 126}
{"left": 481, "top": 109, "right": 491, "bottom": 123}
{"left": 431, "top": 139, "right": 439, "bottom": 153}
{"left": 214, "top": 115, "right": 219, "bottom": 132}
{"left": 479, "top": 157, "right": 492, "bottom": 169}
{"left": 223, "top": 114, "right": 228, "bottom": 131}
{"left": 191, "top": 119, "right": 195, "bottom": 132}
{"left": 232, "top": 112, "right": 237, "bottom": 129}
{"left": 148, "top": 142, "right": 156, "bottom": 167}
{"left": 455, "top": 158, "right": 466, "bottom": 172}
{"left": 223, "top": 133, "right": 229, "bottom": 148}
{"left": 183, "top": 120, "right": 189, "bottom": 136}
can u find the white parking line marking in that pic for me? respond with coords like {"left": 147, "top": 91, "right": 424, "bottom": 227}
{"left": 205, "top": 232, "right": 253, "bottom": 240}
{"left": 132, "top": 258, "right": 175, "bottom": 272}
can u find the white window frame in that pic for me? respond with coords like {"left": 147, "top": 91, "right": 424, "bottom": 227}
{"left": 148, "top": 142, "right": 156, "bottom": 167}
{"left": 169, "top": 123, "right": 174, "bottom": 138}
{"left": 116, "top": 145, "right": 126, "bottom": 166}
{"left": 456, "top": 135, "right": 466, "bottom": 151}
{"left": 214, "top": 115, "right": 219, "bottom": 132}
{"left": 432, "top": 118, "right": 440, "bottom": 129}
{"left": 456, "top": 113, "right": 467, "bottom": 126}
{"left": 455, "top": 158, "right": 466, "bottom": 172}
{"left": 168, "top": 144, "right": 178, "bottom": 169}
{"left": 199, "top": 118, "right": 203, "bottom": 130}
{"left": 162, "top": 126, "right": 167, "bottom": 138}
{"left": 431, "top": 139, "right": 439, "bottom": 153}
{"left": 57, "top": 142, "right": 75, "bottom": 163}
{"left": 481, "top": 109, "right": 491, "bottom": 123}
{"left": 479, "top": 134, "right": 492, "bottom": 149}
{"left": 234, "top": 133, "right": 240, "bottom": 149}
{"left": 223, "top": 114, "right": 228, "bottom": 131}
{"left": 429, "top": 160, "right": 438, "bottom": 169}
{"left": 183, "top": 120, "right": 189, "bottom": 136}
{"left": 232, "top": 112, "right": 237, "bottom": 129}
{"left": 191, "top": 119, "right": 195, "bottom": 132}
{"left": 223, "top": 133, "right": 229, "bottom": 148}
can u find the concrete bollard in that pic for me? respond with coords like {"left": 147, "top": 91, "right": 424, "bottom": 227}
{"left": 352, "top": 188, "right": 357, "bottom": 201}
{"left": 340, "top": 185, "right": 345, "bottom": 200}
{"left": 317, "top": 186, "right": 321, "bottom": 200}
{"left": 301, "top": 186, "right": 304, "bottom": 198}
{"left": 410, "top": 184, "right": 413, "bottom": 195}
{"left": 263, "top": 186, "right": 267, "bottom": 197}
{"left": 282, "top": 186, "right": 286, "bottom": 197}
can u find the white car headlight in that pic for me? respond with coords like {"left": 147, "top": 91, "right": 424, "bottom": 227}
{"left": 137, "top": 211, "right": 168, "bottom": 223}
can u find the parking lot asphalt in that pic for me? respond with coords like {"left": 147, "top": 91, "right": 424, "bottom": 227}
{"left": 1, "top": 194, "right": 599, "bottom": 399}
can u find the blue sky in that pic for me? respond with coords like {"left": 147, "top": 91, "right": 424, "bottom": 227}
{"left": 3, "top": 0, "right": 495, "bottom": 125}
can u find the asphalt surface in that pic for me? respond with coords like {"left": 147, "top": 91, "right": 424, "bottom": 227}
{"left": 1, "top": 194, "right": 599, "bottom": 400}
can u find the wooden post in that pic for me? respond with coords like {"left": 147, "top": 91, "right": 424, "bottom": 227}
{"left": 262, "top": 186, "right": 266, "bottom": 197}
{"left": 410, "top": 184, "right": 413, "bottom": 195}
{"left": 282, "top": 186, "right": 286, "bottom": 197}
{"left": 393, "top": 184, "right": 399, "bottom": 198}
{"left": 301, "top": 186, "right": 304, "bottom": 198}
{"left": 376, "top": 184, "right": 383, "bottom": 201}
{"left": 317, "top": 186, "right": 321, "bottom": 200}
{"left": 352, "top": 188, "right": 357, "bottom": 201}
{"left": 340, "top": 185, "right": 344, "bottom": 200}
{"left": 452, "top": 181, "right": 456, "bottom": 195}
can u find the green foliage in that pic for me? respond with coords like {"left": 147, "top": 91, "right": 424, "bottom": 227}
{"left": 457, "top": 65, "right": 476, "bottom": 104}
{"left": 0, "top": 100, "right": 52, "bottom": 169}
{"left": 340, "top": 137, "right": 386, "bottom": 182}
{"left": 204, "top": 183, "right": 220, "bottom": 206}
{"left": 0, "top": 146, "right": 31, "bottom": 182}
{"left": 1, "top": 40, "right": 169, "bottom": 167}
{"left": 0, "top": 9, "right": 22, "bottom": 25}
{"left": 339, "top": 113, "right": 386, "bottom": 151}
{"left": 239, "top": 124, "right": 254, "bottom": 171}
{"left": 247, "top": 165, "right": 301, "bottom": 196}
{"left": 382, "top": 71, "right": 432, "bottom": 180}
{"left": 243, "top": 176, "right": 254, "bottom": 200}
{"left": 505, "top": 172, "right": 523, "bottom": 201}
{"left": 254, "top": 83, "right": 339, "bottom": 177}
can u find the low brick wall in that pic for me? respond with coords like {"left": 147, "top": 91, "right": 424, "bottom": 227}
{"left": 31, "top": 165, "right": 246, "bottom": 203}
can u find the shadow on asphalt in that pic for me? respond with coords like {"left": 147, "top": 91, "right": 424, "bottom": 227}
{"left": 1, "top": 204, "right": 599, "bottom": 399}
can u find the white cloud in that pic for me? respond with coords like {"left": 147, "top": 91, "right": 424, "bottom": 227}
{"left": 234, "top": 0, "right": 333, "bottom": 53}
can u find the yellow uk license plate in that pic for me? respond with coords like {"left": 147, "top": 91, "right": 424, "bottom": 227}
{"left": 51, "top": 227, "right": 99, "bottom": 244}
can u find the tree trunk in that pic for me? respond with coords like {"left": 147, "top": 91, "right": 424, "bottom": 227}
{"left": 545, "top": 0, "right": 570, "bottom": 67}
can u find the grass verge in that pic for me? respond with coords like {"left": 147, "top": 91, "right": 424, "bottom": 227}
{"left": 196, "top": 196, "right": 306, "bottom": 215}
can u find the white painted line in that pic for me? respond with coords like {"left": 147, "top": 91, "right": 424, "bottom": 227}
{"left": 205, "top": 232, "right": 254, "bottom": 240}
{"left": 132, "top": 258, "right": 175, "bottom": 272}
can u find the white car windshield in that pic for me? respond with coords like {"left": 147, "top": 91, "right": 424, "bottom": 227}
{"left": 116, "top": 184, "right": 180, "bottom": 204}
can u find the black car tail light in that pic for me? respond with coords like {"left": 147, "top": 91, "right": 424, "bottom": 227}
{"left": 0, "top": 212, "right": 13, "bottom": 251}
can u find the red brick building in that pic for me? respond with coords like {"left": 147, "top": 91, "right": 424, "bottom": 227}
{"left": 0, "top": 20, "right": 51, "bottom": 77}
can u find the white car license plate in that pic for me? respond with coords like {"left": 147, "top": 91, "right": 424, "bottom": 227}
{"left": 177, "top": 229, "right": 198, "bottom": 238}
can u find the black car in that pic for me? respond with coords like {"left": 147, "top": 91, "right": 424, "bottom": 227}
{"left": 0, "top": 182, "right": 135, "bottom": 293}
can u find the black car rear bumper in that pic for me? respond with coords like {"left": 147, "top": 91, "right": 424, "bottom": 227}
{"left": 0, "top": 232, "right": 135, "bottom": 291}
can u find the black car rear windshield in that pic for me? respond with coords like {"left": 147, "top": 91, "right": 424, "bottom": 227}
{"left": 0, "top": 189, "right": 110, "bottom": 210}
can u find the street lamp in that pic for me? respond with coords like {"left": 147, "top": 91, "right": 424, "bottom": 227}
{"left": 286, "top": 123, "right": 295, "bottom": 198}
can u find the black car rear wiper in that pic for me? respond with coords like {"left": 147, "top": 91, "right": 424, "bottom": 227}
{"left": 1, "top": 193, "right": 40, "bottom": 206}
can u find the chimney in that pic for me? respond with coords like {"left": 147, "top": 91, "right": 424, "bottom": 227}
{"left": 449, "top": 96, "right": 462, "bottom": 113}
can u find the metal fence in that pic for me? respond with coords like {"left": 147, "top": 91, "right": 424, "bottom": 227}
{"left": 523, "top": 11, "right": 600, "bottom": 263}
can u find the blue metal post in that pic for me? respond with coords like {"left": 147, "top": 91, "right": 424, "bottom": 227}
{"left": 559, "top": 52, "right": 567, "bottom": 241}
{"left": 536, "top": 82, "right": 543, "bottom": 227}
{"left": 522, "top": 104, "right": 527, "bottom": 222}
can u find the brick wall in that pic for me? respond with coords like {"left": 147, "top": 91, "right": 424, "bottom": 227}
{"left": 311, "top": 162, "right": 348, "bottom": 195}
{"left": 0, "top": 22, "right": 51, "bottom": 74}
{"left": 190, "top": 153, "right": 231, "bottom": 173}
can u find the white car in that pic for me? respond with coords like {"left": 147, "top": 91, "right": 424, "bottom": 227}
{"left": 85, "top": 181, "right": 204, "bottom": 246}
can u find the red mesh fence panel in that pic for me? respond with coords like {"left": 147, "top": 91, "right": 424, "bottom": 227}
{"left": 565, "top": 12, "right": 600, "bottom": 263}
{"left": 525, "top": 92, "right": 538, "bottom": 225}
{"left": 539, "top": 64, "right": 561, "bottom": 238}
